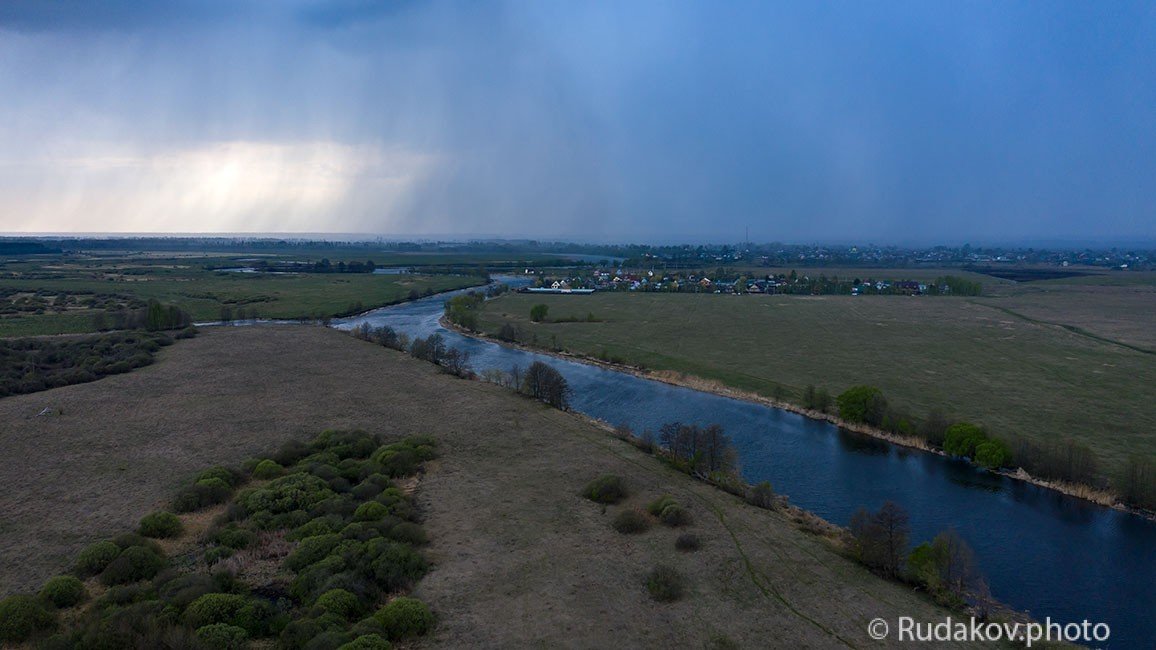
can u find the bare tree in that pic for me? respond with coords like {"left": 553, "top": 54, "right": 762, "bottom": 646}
{"left": 850, "top": 501, "right": 910, "bottom": 579}
{"left": 520, "top": 361, "right": 571, "bottom": 410}
{"left": 440, "top": 347, "right": 472, "bottom": 377}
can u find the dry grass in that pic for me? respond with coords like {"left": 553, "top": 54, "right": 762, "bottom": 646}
{"left": 0, "top": 325, "right": 984, "bottom": 648}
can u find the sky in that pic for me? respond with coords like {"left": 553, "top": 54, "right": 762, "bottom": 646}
{"left": 0, "top": 0, "right": 1153, "bottom": 245}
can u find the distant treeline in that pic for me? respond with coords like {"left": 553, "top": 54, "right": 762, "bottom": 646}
{"left": 228, "top": 258, "right": 380, "bottom": 274}
{"left": 806, "top": 383, "right": 1156, "bottom": 510}
{"left": 0, "top": 329, "right": 193, "bottom": 398}
{"left": 0, "top": 241, "right": 61, "bottom": 255}
{"left": 93, "top": 300, "right": 194, "bottom": 332}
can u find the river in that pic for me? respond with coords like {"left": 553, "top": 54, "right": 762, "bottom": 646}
{"left": 336, "top": 281, "right": 1154, "bottom": 646}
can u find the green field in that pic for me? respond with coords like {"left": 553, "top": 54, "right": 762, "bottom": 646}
{"left": 479, "top": 279, "right": 1156, "bottom": 481}
{"left": 0, "top": 253, "right": 482, "bottom": 337}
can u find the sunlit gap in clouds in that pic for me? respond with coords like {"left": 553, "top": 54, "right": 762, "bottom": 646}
{"left": 0, "top": 140, "right": 437, "bottom": 233}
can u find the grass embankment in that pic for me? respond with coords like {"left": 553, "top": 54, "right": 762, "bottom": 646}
{"left": 0, "top": 254, "right": 481, "bottom": 337}
{"left": 476, "top": 281, "right": 1156, "bottom": 483}
{"left": 0, "top": 326, "right": 986, "bottom": 647}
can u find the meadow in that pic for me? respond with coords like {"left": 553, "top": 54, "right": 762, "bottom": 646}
{"left": 478, "top": 273, "right": 1156, "bottom": 482}
{"left": 0, "top": 253, "right": 482, "bottom": 337}
{"left": 0, "top": 325, "right": 984, "bottom": 648}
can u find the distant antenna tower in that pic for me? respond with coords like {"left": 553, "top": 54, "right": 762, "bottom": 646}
{"left": 745, "top": 226, "right": 749, "bottom": 251}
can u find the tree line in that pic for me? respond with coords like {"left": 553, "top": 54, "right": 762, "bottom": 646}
{"left": 92, "top": 299, "right": 193, "bottom": 332}
{"left": 806, "top": 383, "right": 1156, "bottom": 510}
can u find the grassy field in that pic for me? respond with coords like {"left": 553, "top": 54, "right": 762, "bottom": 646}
{"left": 478, "top": 278, "right": 1156, "bottom": 481}
{"left": 0, "top": 326, "right": 983, "bottom": 648}
{"left": 0, "top": 253, "right": 481, "bottom": 337}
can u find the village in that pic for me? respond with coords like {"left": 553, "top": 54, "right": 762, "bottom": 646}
{"left": 518, "top": 268, "right": 980, "bottom": 297}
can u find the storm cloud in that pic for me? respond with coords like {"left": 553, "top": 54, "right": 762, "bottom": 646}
{"left": 0, "top": 0, "right": 1153, "bottom": 243}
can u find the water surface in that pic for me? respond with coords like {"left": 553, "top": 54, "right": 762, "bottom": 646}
{"left": 337, "top": 282, "right": 1155, "bottom": 645}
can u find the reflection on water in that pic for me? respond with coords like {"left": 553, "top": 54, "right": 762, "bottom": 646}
{"left": 334, "top": 280, "right": 1156, "bottom": 645}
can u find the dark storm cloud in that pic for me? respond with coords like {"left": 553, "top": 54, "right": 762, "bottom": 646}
{"left": 0, "top": 1, "right": 1153, "bottom": 243}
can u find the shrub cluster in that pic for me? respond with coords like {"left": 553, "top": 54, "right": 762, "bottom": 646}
{"left": 139, "top": 511, "right": 183, "bottom": 538}
{"left": 646, "top": 495, "right": 691, "bottom": 527}
{"left": 612, "top": 509, "right": 652, "bottom": 534}
{"left": 39, "top": 575, "right": 86, "bottom": 608}
{"left": 17, "top": 429, "right": 439, "bottom": 649}
{"left": 374, "top": 596, "right": 434, "bottom": 640}
{"left": 172, "top": 465, "right": 244, "bottom": 513}
{"left": 943, "top": 423, "right": 1011, "bottom": 469}
{"left": 581, "top": 475, "right": 628, "bottom": 504}
{"left": 0, "top": 329, "right": 186, "bottom": 398}
{"left": 0, "top": 595, "right": 54, "bottom": 643}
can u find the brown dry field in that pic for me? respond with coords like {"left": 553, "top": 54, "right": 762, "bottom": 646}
{"left": 0, "top": 326, "right": 980, "bottom": 648}
{"left": 981, "top": 281, "right": 1156, "bottom": 351}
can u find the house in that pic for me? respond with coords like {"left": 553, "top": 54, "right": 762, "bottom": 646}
{"left": 894, "top": 281, "right": 921, "bottom": 295}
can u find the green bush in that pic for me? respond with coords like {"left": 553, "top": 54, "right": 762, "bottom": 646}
{"left": 205, "top": 546, "right": 235, "bottom": 565}
{"left": 173, "top": 480, "right": 233, "bottom": 513}
{"left": 0, "top": 594, "right": 55, "bottom": 643}
{"left": 40, "top": 575, "right": 86, "bottom": 608}
{"left": 74, "top": 540, "right": 121, "bottom": 576}
{"left": 289, "top": 516, "right": 344, "bottom": 541}
{"left": 612, "top": 509, "right": 651, "bottom": 534}
{"left": 354, "top": 501, "right": 390, "bottom": 522}
{"left": 184, "top": 593, "right": 250, "bottom": 630}
{"left": 836, "top": 385, "right": 888, "bottom": 426}
{"left": 214, "top": 526, "right": 257, "bottom": 550}
{"left": 975, "top": 439, "right": 1012, "bottom": 469}
{"left": 314, "top": 589, "right": 361, "bottom": 620}
{"left": 375, "top": 449, "right": 419, "bottom": 478}
{"left": 581, "top": 475, "right": 627, "bottom": 504}
{"left": 369, "top": 542, "right": 428, "bottom": 592}
{"left": 659, "top": 504, "right": 692, "bottom": 527}
{"left": 139, "top": 511, "right": 183, "bottom": 538}
{"left": 253, "top": 459, "right": 284, "bottom": 480}
{"left": 196, "top": 623, "right": 249, "bottom": 649}
{"left": 386, "top": 522, "right": 427, "bottom": 546}
{"left": 99, "top": 545, "right": 167, "bottom": 585}
{"left": 349, "top": 618, "right": 388, "bottom": 639}
{"left": 339, "top": 633, "right": 392, "bottom": 649}
{"left": 675, "top": 532, "right": 701, "bottom": 552}
{"left": 198, "top": 466, "right": 242, "bottom": 487}
{"left": 157, "top": 573, "right": 218, "bottom": 610}
{"left": 373, "top": 597, "right": 434, "bottom": 640}
{"left": 285, "top": 534, "right": 342, "bottom": 572}
{"left": 197, "top": 477, "right": 234, "bottom": 492}
{"left": 98, "top": 583, "right": 156, "bottom": 607}
{"left": 644, "top": 565, "right": 685, "bottom": 602}
{"left": 645, "top": 495, "right": 677, "bottom": 516}
{"left": 239, "top": 473, "right": 333, "bottom": 516}
{"left": 943, "top": 422, "right": 988, "bottom": 458}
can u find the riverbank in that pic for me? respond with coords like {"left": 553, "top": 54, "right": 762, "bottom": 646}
{"left": 0, "top": 325, "right": 988, "bottom": 647}
{"left": 442, "top": 316, "right": 1150, "bottom": 520}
